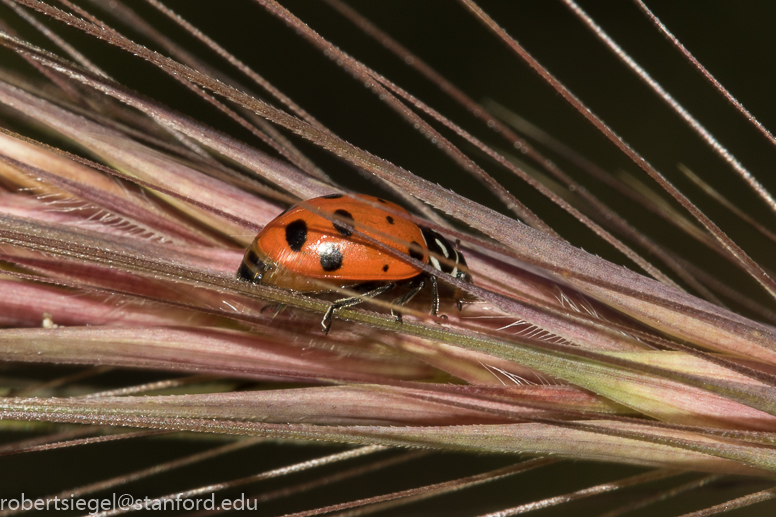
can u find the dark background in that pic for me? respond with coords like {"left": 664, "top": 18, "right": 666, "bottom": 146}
{"left": 2, "top": 1, "right": 776, "bottom": 515}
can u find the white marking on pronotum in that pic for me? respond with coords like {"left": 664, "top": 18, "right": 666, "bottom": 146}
{"left": 434, "top": 238, "right": 450, "bottom": 258}
{"left": 429, "top": 255, "right": 442, "bottom": 271}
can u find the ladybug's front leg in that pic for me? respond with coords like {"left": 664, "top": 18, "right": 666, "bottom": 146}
{"left": 390, "top": 274, "right": 440, "bottom": 322}
{"left": 390, "top": 277, "right": 426, "bottom": 323}
{"left": 428, "top": 274, "right": 439, "bottom": 316}
{"left": 321, "top": 282, "right": 396, "bottom": 334}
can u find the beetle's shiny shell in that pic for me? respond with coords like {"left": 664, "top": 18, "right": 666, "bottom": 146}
{"left": 240, "top": 194, "right": 428, "bottom": 291}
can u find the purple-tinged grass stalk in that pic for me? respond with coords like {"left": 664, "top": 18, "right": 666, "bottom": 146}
{"left": 2, "top": 0, "right": 776, "bottom": 515}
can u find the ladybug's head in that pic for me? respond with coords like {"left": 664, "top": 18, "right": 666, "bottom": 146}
{"left": 420, "top": 227, "right": 473, "bottom": 285}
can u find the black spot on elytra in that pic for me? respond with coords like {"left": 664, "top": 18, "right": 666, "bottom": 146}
{"left": 377, "top": 198, "right": 387, "bottom": 204}
{"left": 322, "top": 193, "right": 343, "bottom": 199}
{"left": 408, "top": 241, "right": 425, "bottom": 261}
{"left": 285, "top": 219, "right": 307, "bottom": 252}
{"left": 382, "top": 264, "right": 389, "bottom": 272}
{"left": 319, "top": 244, "right": 343, "bottom": 272}
{"left": 386, "top": 216, "right": 394, "bottom": 225}
{"left": 333, "top": 209, "right": 354, "bottom": 237}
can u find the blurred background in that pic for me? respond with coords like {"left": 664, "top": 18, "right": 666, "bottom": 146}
{"left": 2, "top": 1, "right": 776, "bottom": 515}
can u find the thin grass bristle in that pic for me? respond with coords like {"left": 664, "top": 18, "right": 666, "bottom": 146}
{"left": 2, "top": 1, "right": 776, "bottom": 515}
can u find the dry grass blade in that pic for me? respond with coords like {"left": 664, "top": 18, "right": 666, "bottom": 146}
{"left": 194, "top": 450, "right": 429, "bottom": 517}
{"left": 2, "top": 1, "right": 776, "bottom": 515}
{"left": 562, "top": 0, "right": 776, "bottom": 219}
{"left": 286, "top": 458, "right": 554, "bottom": 517}
{"left": 132, "top": 0, "right": 331, "bottom": 183}
{"left": 92, "top": 446, "right": 385, "bottom": 517}
{"left": 598, "top": 474, "right": 722, "bottom": 517}
{"left": 680, "top": 164, "right": 776, "bottom": 247}
{"left": 633, "top": 0, "right": 776, "bottom": 208}
{"left": 460, "top": 0, "right": 776, "bottom": 303}
{"left": 256, "top": 0, "right": 557, "bottom": 238}
{"left": 0, "top": 429, "right": 165, "bottom": 457}
{"left": 479, "top": 468, "right": 678, "bottom": 516}
{"left": 676, "top": 486, "right": 776, "bottom": 517}
{"left": 322, "top": 0, "right": 712, "bottom": 293}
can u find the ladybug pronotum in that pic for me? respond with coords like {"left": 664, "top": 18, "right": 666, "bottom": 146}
{"left": 237, "top": 193, "right": 472, "bottom": 332}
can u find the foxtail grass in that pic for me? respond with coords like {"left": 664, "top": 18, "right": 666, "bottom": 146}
{"left": 2, "top": 1, "right": 776, "bottom": 515}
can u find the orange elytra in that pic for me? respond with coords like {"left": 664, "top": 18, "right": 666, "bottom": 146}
{"left": 237, "top": 193, "right": 472, "bottom": 332}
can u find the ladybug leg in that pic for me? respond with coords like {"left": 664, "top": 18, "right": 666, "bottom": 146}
{"left": 390, "top": 278, "right": 426, "bottom": 323}
{"left": 429, "top": 274, "right": 440, "bottom": 316}
{"left": 321, "top": 283, "right": 396, "bottom": 334}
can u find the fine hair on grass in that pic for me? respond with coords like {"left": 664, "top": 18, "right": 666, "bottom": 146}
{"left": 1, "top": 1, "right": 776, "bottom": 516}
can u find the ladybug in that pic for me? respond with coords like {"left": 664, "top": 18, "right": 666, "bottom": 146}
{"left": 237, "top": 193, "right": 472, "bottom": 333}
